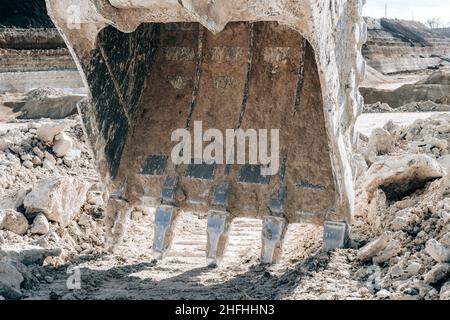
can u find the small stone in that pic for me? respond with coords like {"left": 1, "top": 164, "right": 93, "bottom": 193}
{"left": 81, "top": 243, "right": 92, "bottom": 250}
{"left": 44, "top": 276, "right": 54, "bottom": 284}
{"left": 0, "top": 209, "right": 29, "bottom": 235}
{"left": 440, "top": 281, "right": 450, "bottom": 300}
{"left": 87, "top": 191, "right": 103, "bottom": 206}
{"left": 42, "top": 159, "right": 55, "bottom": 171}
{"left": 376, "top": 289, "right": 391, "bottom": 299}
{"left": 64, "top": 148, "right": 81, "bottom": 162}
{"left": 32, "top": 147, "right": 44, "bottom": 159}
{"left": 131, "top": 211, "right": 143, "bottom": 221}
{"left": 390, "top": 209, "right": 417, "bottom": 231}
{"left": 440, "top": 232, "right": 450, "bottom": 247}
{"left": 63, "top": 158, "right": 73, "bottom": 167}
{"left": 36, "top": 123, "right": 67, "bottom": 144}
{"left": 22, "top": 160, "right": 34, "bottom": 169}
{"left": 78, "top": 213, "right": 91, "bottom": 226}
{"left": 44, "top": 151, "right": 56, "bottom": 164}
{"left": 389, "top": 264, "right": 404, "bottom": 277}
{"left": 20, "top": 154, "right": 32, "bottom": 161}
{"left": 357, "top": 232, "right": 391, "bottom": 262}
{"left": 0, "top": 138, "right": 12, "bottom": 152}
{"left": 30, "top": 214, "right": 50, "bottom": 235}
{"left": 424, "top": 263, "right": 450, "bottom": 285}
{"left": 406, "top": 262, "right": 422, "bottom": 276}
{"left": 32, "top": 156, "right": 42, "bottom": 166}
{"left": 369, "top": 128, "right": 394, "bottom": 155}
{"left": 53, "top": 133, "right": 73, "bottom": 158}
{"left": 373, "top": 240, "right": 402, "bottom": 264}
{"left": 438, "top": 155, "right": 450, "bottom": 172}
{"left": 358, "top": 287, "right": 370, "bottom": 296}
{"left": 425, "top": 239, "right": 450, "bottom": 263}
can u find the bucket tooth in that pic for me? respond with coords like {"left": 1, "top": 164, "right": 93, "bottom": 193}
{"left": 268, "top": 186, "right": 287, "bottom": 216}
{"left": 206, "top": 181, "right": 232, "bottom": 265}
{"left": 104, "top": 198, "right": 131, "bottom": 253}
{"left": 323, "top": 221, "right": 350, "bottom": 251}
{"left": 211, "top": 181, "right": 231, "bottom": 208}
{"left": 153, "top": 176, "right": 180, "bottom": 259}
{"left": 261, "top": 216, "right": 286, "bottom": 264}
{"left": 153, "top": 205, "right": 178, "bottom": 259}
{"left": 161, "top": 176, "right": 178, "bottom": 205}
{"left": 206, "top": 210, "right": 231, "bottom": 266}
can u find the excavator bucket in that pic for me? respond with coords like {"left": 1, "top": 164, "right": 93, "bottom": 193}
{"left": 46, "top": 0, "right": 367, "bottom": 264}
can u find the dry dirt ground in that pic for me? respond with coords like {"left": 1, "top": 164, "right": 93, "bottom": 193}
{"left": 1, "top": 89, "right": 450, "bottom": 300}
{"left": 0, "top": 107, "right": 359, "bottom": 300}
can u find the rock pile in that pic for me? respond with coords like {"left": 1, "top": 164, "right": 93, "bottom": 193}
{"left": 364, "top": 101, "right": 450, "bottom": 113}
{"left": 0, "top": 119, "right": 96, "bottom": 193}
{"left": 0, "top": 119, "right": 106, "bottom": 299}
{"left": 354, "top": 113, "right": 450, "bottom": 300}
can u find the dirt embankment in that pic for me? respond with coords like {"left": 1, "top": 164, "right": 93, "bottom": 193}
{"left": 0, "top": 0, "right": 82, "bottom": 94}
{"left": 363, "top": 18, "right": 450, "bottom": 75}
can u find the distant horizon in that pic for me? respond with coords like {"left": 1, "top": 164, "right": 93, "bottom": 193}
{"left": 363, "top": 0, "right": 450, "bottom": 27}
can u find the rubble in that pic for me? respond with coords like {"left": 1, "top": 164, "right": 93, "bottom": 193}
{"left": 357, "top": 232, "right": 392, "bottom": 262}
{"left": 424, "top": 263, "right": 450, "bottom": 286}
{"left": 362, "top": 154, "right": 444, "bottom": 201}
{"left": 425, "top": 239, "right": 450, "bottom": 263}
{"left": 52, "top": 133, "right": 73, "bottom": 157}
{"left": 440, "top": 281, "right": 450, "bottom": 300}
{"left": 0, "top": 209, "right": 29, "bottom": 235}
{"left": 364, "top": 101, "right": 450, "bottom": 113}
{"left": 0, "top": 260, "right": 23, "bottom": 300}
{"left": 0, "top": 245, "right": 61, "bottom": 266}
{"left": 0, "top": 2, "right": 449, "bottom": 300}
{"left": 23, "top": 177, "right": 91, "bottom": 227}
{"left": 36, "top": 123, "right": 67, "bottom": 144}
{"left": 372, "top": 240, "right": 402, "bottom": 264}
{"left": 30, "top": 213, "right": 50, "bottom": 235}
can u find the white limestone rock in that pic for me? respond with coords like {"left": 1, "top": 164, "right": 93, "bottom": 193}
{"left": 23, "top": 177, "right": 91, "bottom": 227}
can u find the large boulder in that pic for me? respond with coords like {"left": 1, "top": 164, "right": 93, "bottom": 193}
{"left": 363, "top": 154, "right": 444, "bottom": 201}
{"left": 0, "top": 209, "right": 29, "bottom": 235}
{"left": 0, "top": 187, "right": 32, "bottom": 211}
{"left": 23, "top": 177, "right": 91, "bottom": 227}
{"left": 0, "top": 261, "right": 23, "bottom": 300}
{"left": 17, "top": 95, "right": 82, "bottom": 120}
{"left": 0, "top": 244, "right": 61, "bottom": 266}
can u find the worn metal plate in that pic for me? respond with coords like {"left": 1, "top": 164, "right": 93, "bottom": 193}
{"left": 268, "top": 186, "right": 287, "bottom": 215}
{"left": 153, "top": 205, "right": 176, "bottom": 255}
{"left": 140, "top": 154, "right": 168, "bottom": 176}
{"left": 161, "top": 176, "right": 178, "bottom": 205}
{"left": 323, "top": 221, "right": 350, "bottom": 251}
{"left": 238, "top": 164, "right": 271, "bottom": 184}
{"left": 211, "top": 181, "right": 231, "bottom": 208}
{"left": 186, "top": 162, "right": 216, "bottom": 180}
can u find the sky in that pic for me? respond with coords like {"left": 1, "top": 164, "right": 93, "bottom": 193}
{"left": 363, "top": 0, "right": 450, "bottom": 26}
